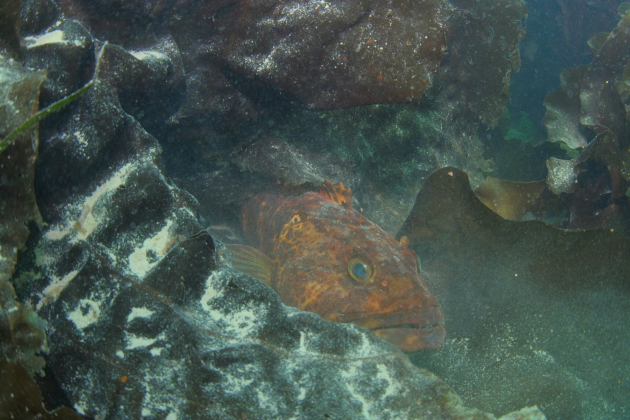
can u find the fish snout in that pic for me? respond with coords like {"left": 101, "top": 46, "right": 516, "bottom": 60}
{"left": 371, "top": 310, "right": 445, "bottom": 352}
{"left": 337, "top": 308, "right": 445, "bottom": 351}
{"left": 427, "top": 294, "right": 439, "bottom": 307}
{"left": 399, "top": 292, "right": 440, "bottom": 317}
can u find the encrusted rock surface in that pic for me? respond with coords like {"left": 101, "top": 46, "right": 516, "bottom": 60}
{"left": 220, "top": 0, "right": 448, "bottom": 109}
{"left": 43, "top": 0, "right": 526, "bottom": 127}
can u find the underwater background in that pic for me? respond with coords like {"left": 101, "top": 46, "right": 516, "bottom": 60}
{"left": 1, "top": 0, "right": 630, "bottom": 418}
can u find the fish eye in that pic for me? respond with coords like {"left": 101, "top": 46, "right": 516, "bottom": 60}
{"left": 348, "top": 257, "right": 373, "bottom": 282}
{"left": 289, "top": 212, "right": 307, "bottom": 225}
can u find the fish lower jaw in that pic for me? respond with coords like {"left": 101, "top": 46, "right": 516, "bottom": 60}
{"left": 372, "top": 324, "right": 446, "bottom": 352}
{"left": 371, "top": 322, "right": 442, "bottom": 330}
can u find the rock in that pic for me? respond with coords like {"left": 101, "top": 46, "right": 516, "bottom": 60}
{"left": 233, "top": 135, "right": 355, "bottom": 186}
{"left": 24, "top": 19, "right": 94, "bottom": 106}
{"left": 436, "top": 0, "right": 527, "bottom": 126}
{"left": 52, "top": 0, "right": 526, "bottom": 123}
{"left": 221, "top": 0, "right": 448, "bottom": 109}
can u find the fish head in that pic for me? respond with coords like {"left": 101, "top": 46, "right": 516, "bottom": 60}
{"left": 273, "top": 196, "right": 445, "bottom": 352}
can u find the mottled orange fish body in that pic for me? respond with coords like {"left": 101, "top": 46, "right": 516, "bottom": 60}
{"left": 238, "top": 182, "right": 445, "bottom": 352}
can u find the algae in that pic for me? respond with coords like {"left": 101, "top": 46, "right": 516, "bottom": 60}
{"left": 0, "top": 42, "right": 106, "bottom": 154}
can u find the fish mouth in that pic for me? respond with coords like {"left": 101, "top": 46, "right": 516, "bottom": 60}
{"left": 334, "top": 310, "right": 445, "bottom": 352}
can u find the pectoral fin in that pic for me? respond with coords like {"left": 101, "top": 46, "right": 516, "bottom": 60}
{"left": 226, "top": 244, "right": 273, "bottom": 286}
